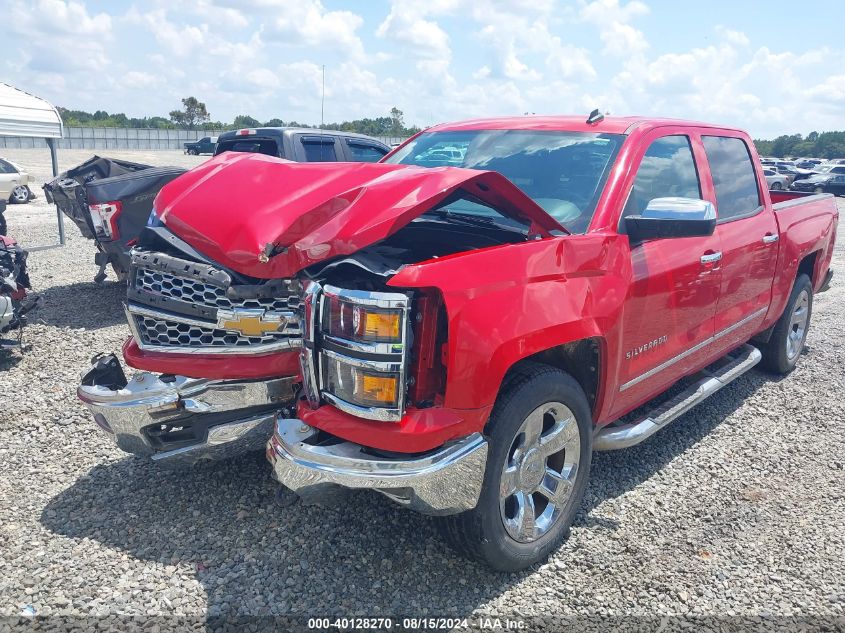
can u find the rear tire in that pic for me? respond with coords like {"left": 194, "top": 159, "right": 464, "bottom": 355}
{"left": 439, "top": 363, "right": 592, "bottom": 571}
{"left": 771, "top": 182, "right": 782, "bottom": 191}
{"left": 760, "top": 274, "right": 813, "bottom": 374}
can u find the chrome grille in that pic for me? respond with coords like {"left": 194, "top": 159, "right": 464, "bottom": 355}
{"left": 135, "top": 268, "right": 300, "bottom": 311}
{"left": 135, "top": 315, "right": 288, "bottom": 348}
{"left": 128, "top": 258, "right": 302, "bottom": 354}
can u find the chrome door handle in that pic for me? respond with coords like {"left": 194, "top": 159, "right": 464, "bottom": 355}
{"left": 762, "top": 234, "right": 779, "bottom": 244}
{"left": 700, "top": 252, "right": 722, "bottom": 264}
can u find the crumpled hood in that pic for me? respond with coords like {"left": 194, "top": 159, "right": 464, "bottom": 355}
{"left": 154, "top": 151, "right": 564, "bottom": 279}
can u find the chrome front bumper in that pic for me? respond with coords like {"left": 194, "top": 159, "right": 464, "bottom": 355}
{"left": 77, "top": 354, "right": 297, "bottom": 466}
{"left": 266, "top": 418, "right": 489, "bottom": 515}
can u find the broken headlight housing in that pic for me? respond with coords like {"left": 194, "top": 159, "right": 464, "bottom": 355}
{"left": 302, "top": 284, "right": 411, "bottom": 421}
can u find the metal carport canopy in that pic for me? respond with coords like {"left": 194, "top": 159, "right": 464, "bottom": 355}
{"left": 0, "top": 82, "right": 65, "bottom": 246}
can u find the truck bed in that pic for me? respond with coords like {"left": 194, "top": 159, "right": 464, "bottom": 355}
{"left": 770, "top": 191, "right": 838, "bottom": 318}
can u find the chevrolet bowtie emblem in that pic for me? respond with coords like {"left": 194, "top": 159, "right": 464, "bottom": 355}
{"left": 217, "top": 308, "right": 285, "bottom": 337}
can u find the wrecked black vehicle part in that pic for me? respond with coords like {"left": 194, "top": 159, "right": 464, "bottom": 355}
{"left": 43, "top": 156, "right": 187, "bottom": 283}
{"left": 1, "top": 235, "right": 41, "bottom": 347}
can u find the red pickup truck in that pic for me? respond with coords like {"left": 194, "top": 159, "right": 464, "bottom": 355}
{"left": 78, "top": 115, "right": 837, "bottom": 570}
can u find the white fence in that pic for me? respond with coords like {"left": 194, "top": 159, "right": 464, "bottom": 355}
{"left": 0, "top": 127, "right": 408, "bottom": 150}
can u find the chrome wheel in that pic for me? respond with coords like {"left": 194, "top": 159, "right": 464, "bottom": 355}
{"left": 499, "top": 401, "right": 581, "bottom": 543}
{"left": 771, "top": 182, "right": 782, "bottom": 190}
{"left": 814, "top": 187, "right": 824, "bottom": 194}
{"left": 785, "top": 289, "right": 809, "bottom": 361}
{"left": 11, "top": 185, "right": 28, "bottom": 203}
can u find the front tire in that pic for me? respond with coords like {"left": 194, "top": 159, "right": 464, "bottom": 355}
{"left": 760, "top": 274, "right": 813, "bottom": 374}
{"left": 440, "top": 363, "right": 592, "bottom": 571}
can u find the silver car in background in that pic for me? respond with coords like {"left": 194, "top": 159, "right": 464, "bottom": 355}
{"left": 763, "top": 168, "right": 789, "bottom": 190}
{"left": 0, "top": 157, "right": 35, "bottom": 204}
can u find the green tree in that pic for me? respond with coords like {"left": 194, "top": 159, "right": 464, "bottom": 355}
{"left": 390, "top": 107, "right": 404, "bottom": 135}
{"left": 233, "top": 114, "right": 261, "bottom": 128}
{"left": 169, "top": 97, "right": 210, "bottom": 129}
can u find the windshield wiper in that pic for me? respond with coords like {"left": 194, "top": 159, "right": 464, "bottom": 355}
{"left": 423, "top": 208, "right": 526, "bottom": 233}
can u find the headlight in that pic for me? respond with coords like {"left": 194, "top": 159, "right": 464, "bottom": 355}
{"left": 322, "top": 351, "right": 402, "bottom": 408}
{"left": 312, "top": 285, "right": 411, "bottom": 421}
{"left": 323, "top": 294, "right": 402, "bottom": 343}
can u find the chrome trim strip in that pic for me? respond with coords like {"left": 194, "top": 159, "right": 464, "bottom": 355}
{"left": 300, "top": 281, "right": 322, "bottom": 408}
{"left": 619, "top": 307, "right": 767, "bottom": 392}
{"left": 128, "top": 302, "right": 299, "bottom": 334}
{"left": 322, "top": 334, "right": 403, "bottom": 356}
{"left": 125, "top": 304, "right": 302, "bottom": 356}
{"left": 321, "top": 347, "right": 403, "bottom": 373}
{"left": 322, "top": 392, "right": 403, "bottom": 422}
{"left": 322, "top": 284, "right": 409, "bottom": 308}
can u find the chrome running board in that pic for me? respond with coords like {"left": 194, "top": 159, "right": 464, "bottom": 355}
{"left": 595, "top": 344, "right": 762, "bottom": 451}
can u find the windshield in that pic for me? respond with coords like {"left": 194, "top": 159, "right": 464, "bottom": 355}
{"left": 384, "top": 129, "right": 624, "bottom": 233}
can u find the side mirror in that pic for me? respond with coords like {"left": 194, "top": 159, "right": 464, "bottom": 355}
{"left": 625, "top": 197, "right": 716, "bottom": 241}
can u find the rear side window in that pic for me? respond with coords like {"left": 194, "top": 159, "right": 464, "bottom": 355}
{"left": 347, "top": 142, "right": 387, "bottom": 162}
{"left": 701, "top": 136, "right": 761, "bottom": 221}
{"left": 301, "top": 136, "right": 338, "bottom": 162}
{"left": 215, "top": 139, "right": 279, "bottom": 156}
{"left": 623, "top": 135, "right": 701, "bottom": 218}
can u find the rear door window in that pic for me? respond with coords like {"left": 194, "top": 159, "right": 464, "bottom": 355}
{"left": 701, "top": 135, "right": 761, "bottom": 222}
{"left": 299, "top": 136, "right": 338, "bottom": 162}
{"left": 346, "top": 141, "right": 388, "bottom": 162}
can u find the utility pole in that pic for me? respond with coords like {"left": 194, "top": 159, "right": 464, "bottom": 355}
{"left": 321, "top": 64, "right": 325, "bottom": 129}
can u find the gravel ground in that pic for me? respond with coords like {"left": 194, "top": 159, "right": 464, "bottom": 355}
{"left": 0, "top": 149, "right": 843, "bottom": 630}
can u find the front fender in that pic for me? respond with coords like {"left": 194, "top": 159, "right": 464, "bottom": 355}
{"left": 390, "top": 233, "right": 630, "bottom": 413}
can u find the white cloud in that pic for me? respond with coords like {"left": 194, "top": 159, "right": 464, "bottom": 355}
{"left": 263, "top": 0, "right": 366, "bottom": 60}
{"left": 121, "top": 71, "right": 160, "bottom": 90}
{"left": 377, "top": 0, "right": 454, "bottom": 61}
{"left": 580, "top": 0, "right": 649, "bottom": 57}
{"left": 716, "top": 26, "right": 751, "bottom": 48}
{"left": 26, "top": 0, "right": 112, "bottom": 36}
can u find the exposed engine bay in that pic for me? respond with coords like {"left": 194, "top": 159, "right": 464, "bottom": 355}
{"left": 302, "top": 209, "right": 529, "bottom": 288}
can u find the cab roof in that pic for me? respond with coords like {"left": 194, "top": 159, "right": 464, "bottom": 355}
{"left": 426, "top": 115, "right": 746, "bottom": 136}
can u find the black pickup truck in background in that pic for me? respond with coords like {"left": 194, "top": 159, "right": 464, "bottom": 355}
{"left": 184, "top": 136, "right": 218, "bottom": 155}
{"left": 44, "top": 129, "right": 394, "bottom": 283}
{"left": 213, "top": 127, "right": 391, "bottom": 162}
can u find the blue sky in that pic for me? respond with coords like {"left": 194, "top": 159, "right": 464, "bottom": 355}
{"left": 4, "top": 0, "right": 843, "bottom": 138}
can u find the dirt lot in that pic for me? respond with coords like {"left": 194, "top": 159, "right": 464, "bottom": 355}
{"left": 0, "top": 148, "right": 843, "bottom": 629}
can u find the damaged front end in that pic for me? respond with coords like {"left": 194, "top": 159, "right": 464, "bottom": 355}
{"left": 78, "top": 353, "right": 298, "bottom": 466}
{"left": 1, "top": 235, "right": 41, "bottom": 348}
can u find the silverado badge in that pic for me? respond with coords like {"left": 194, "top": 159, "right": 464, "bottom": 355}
{"left": 626, "top": 335, "right": 668, "bottom": 360}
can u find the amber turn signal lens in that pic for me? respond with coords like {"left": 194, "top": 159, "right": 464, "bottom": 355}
{"left": 359, "top": 309, "right": 401, "bottom": 341}
{"left": 358, "top": 373, "right": 398, "bottom": 405}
